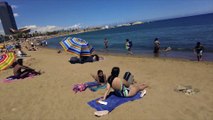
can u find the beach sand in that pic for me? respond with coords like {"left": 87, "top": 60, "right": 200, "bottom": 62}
{"left": 0, "top": 48, "right": 213, "bottom": 120}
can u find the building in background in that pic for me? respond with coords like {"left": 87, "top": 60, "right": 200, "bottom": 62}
{"left": 0, "top": 1, "right": 17, "bottom": 35}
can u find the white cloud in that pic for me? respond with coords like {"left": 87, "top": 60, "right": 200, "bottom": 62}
{"left": 24, "top": 25, "right": 62, "bottom": 33}
{"left": 24, "top": 24, "right": 83, "bottom": 33}
{"left": 14, "top": 13, "right": 19, "bottom": 17}
{"left": 1, "top": 23, "right": 83, "bottom": 35}
{"left": 64, "top": 24, "right": 82, "bottom": 30}
{"left": 11, "top": 5, "right": 18, "bottom": 9}
{"left": 24, "top": 25, "right": 37, "bottom": 29}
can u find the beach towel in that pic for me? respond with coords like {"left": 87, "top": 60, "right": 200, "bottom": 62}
{"left": 2, "top": 73, "right": 36, "bottom": 83}
{"left": 86, "top": 81, "right": 106, "bottom": 92}
{"left": 72, "top": 81, "right": 106, "bottom": 93}
{"left": 88, "top": 91, "right": 146, "bottom": 112}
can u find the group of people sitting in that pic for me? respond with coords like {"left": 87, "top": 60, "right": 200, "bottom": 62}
{"left": 24, "top": 41, "right": 38, "bottom": 51}
{"left": 10, "top": 58, "right": 147, "bottom": 99}
{"left": 91, "top": 67, "right": 148, "bottom": 99}
{"left": 0, "top": 42, "right": 30, "bottom": 59}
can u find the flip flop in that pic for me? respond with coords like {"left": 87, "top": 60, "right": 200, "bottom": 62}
{"left": 94, "top": 110, "right": 109, "bottom": 117}
{"left": 140, "top": 90, "right": 147, "bottom": 98}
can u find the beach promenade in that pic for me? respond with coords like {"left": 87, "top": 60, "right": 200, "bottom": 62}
{"left": 0, "top": 47, "right": 213, "bottom": 120}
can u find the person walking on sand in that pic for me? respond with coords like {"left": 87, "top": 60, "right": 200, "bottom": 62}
{"left": 153, "top": 38, "right": 160, "bottom": 57}
{"left": 194, "top": 42, "right": 204, "bottom": 61}
{"left": 104, "top": 38, "right": 108, "bottom": 51}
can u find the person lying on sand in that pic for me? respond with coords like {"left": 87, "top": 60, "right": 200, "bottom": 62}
{"left": 70, "top": 54, "right": 104, "bottom": 64}
{"left": 15, "top": 48, "right": 30, "bottom": 58}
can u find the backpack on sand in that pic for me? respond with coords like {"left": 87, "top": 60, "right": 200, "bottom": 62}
{"left": 123, "top": 72, "right": 134, "bottom": 84}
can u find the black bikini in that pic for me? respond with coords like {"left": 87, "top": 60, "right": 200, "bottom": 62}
{"left": 99, "top": 76, "right": 105, "bottom": 83}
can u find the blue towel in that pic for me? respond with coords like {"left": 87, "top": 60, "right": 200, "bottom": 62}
{"left": 86, "top": 81, "right": 106, "bottom": 92}
{"left": 85, "top": 81, "right": 100, "bottom": 87}
{"left": 88, "top": 92, "right": 142, "bottom": 112}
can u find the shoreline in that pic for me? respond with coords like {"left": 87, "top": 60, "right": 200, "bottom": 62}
{"left": 44, "top": 45, "right": 213, "bottom": 62}
{"left": 40, "top": 46, "right": 213, "bottom": 64}
{"left": 45, "top": 34, "right": 213, "bottom": 62}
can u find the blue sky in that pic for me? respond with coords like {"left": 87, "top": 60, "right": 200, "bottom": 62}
{"left": 0, "top": 0, "right": 213, "bottom": 33}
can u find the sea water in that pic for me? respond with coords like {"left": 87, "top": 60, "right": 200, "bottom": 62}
{"left": 47, "top": 13, "right": 213, "bottom": 61}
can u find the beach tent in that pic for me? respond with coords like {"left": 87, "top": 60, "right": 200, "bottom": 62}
{"left": 0, "top": 52, "right": 16, "bottom": 70}
{"left": 60, "top": 37, "right": 94, "bottom": 57}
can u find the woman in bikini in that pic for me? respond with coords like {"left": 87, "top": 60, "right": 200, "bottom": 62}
{"left": 102, "top": 67, "right": 148, "bottom": 100}
{"left": 91, "top": 70, "right": 107, "bottom": 85}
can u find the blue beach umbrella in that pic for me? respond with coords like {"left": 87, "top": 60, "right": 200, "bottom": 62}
{"left": 60, "top": 37, "right": 94, "bottom": 57}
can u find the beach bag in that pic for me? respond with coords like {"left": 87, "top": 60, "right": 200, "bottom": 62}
{"left": 73, "top": 83, "right": 87, "bottom": 93}
{"left": 123, "top": 72, "right": 134, "bottom": 84}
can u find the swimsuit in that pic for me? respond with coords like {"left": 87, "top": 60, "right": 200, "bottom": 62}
{"left": 114, "top": 80, "right": 130, "bottom": 97}
{"left": 195, "top": 45, "right": 204, "bottom": 56}
{"left": 108, "top": 77, "right": 130, "bottom": 97}
{"left": 99, "top": 76, "right": 105, "bottom": 83}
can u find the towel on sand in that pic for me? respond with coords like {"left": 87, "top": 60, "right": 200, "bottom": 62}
{"left": 88, "top": 91, "right": 145, "bottom": 112}
{"left": 86, "top": 81, "right": 106, "bottom": 92}
{"left": 73, "top": 81, "right": 106, "bottom": 93}
{"left": 2, "top": 73, "right": 36, "bottom": 83}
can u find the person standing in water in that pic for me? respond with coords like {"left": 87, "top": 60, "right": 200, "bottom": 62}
{"left": 194, "top": 42, "right": 204, "bottom": 61}
{"left": 104, "top": 38, "right": 108, "bottom": 51}
{"left": 153, "top": 38, "right": 160, "bottom": 57}
{"left": 125, "top": 39, "right": 133, "bottom": 55}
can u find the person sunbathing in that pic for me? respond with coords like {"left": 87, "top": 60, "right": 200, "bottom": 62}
{"left": 11, "top": 59, "right": 42, "bottom": 79}
{"left": 101, "top": 67, "right": 148, "bottom": 100}
{"left": 15, "top": 48, "right": 29, "bottom": 58}
{"left": 90, "top": 70, "right": 107, "bottom": 85}
{"left": 73, "top": 70, "right": 107, "bottom": 93}
{"left": 70, "top": 54, "right": 104, "bottom": 64}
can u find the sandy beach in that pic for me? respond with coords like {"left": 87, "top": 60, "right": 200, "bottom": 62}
{"left": 0, "top": 47, "right": 213, "bottom": 120}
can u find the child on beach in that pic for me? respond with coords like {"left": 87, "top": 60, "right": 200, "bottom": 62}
{"left": 90, "top": 70, "right": 107, "bottom": 85}
{"left": 194, "top": 42, "right": 204, "bottom": 61}
{"left": 73, "top": 70, "right": 107, "bottom": 93}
